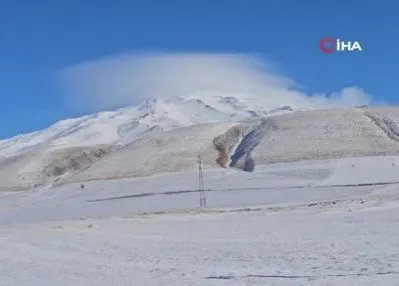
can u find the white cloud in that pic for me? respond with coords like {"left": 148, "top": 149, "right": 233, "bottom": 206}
{"left": 58, "top": 51, "right": 373, "bottom": 112}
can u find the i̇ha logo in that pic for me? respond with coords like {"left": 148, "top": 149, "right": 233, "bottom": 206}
{"left": 319, "top": 37, "right": 363, "bottom": 54}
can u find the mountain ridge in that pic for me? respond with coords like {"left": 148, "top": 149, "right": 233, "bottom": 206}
{"left": 0, "top": 94, "right": 301, "bottom": 190}
{"left": 1, "top": 93, "right": 388, "bottom": 191}
{"left": 0, "top": 95, "right": 297, "bottom": 159}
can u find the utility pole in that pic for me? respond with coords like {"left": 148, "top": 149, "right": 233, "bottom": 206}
{"left": 198, "top": 154, "right": 206, "bottom": 208}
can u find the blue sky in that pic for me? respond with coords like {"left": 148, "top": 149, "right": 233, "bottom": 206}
{"left": 0, "top": 0, "right": 397, "bottom": 139}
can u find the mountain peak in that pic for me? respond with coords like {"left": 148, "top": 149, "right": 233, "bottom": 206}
{"left": 0, "top": 94, "right": 297, "bottom": 159}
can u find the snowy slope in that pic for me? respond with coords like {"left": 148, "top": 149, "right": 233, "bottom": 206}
{"left": 0, "top": 95, "right": 296, "bottom": 159}
{"left": 2, "top": 156, "right": 399, "bottom": 285}
{"left": 0, "top": 94, "right": 299, "bottom": 190}
{"left": 0, "top": 93, "right": 301, "bottom": 190}
{"left": 2, "top": 156, "right": 399, "bottom": 224}
{"left": 1, "top": 96, "right": 399, "bottom": 191}
{"left": 63, "top": 106, "right": 399, "bottom": 185}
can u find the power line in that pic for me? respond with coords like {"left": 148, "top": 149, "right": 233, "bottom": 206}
{"left": 198, "top": 154, "right": 206, "bottom": 208}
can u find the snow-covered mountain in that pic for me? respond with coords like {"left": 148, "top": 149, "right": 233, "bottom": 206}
{"left": 0, "top": 94, "right": 296, "bottom": 159}
{"left": 3, "top": 91, "right": 391, "bottom": 191}
{"left": 0, "top": 93, "right": 302, "bottom": 190}
{"left": 63, "top": 106, "right": 399, "bottom": 185}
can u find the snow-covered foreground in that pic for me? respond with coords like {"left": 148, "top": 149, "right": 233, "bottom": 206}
{"left": 2, "top": 156, "right": 399, "bottom": 285}
{"left": 2, "top": 202, "right": 399, "bottom": 286}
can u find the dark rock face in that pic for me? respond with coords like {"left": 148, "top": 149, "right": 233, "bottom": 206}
{"left": 229, "top": 118, "right": 277, "bottom": 171}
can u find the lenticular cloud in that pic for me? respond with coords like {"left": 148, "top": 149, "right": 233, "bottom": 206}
{"left": 59, "top": 51, "right": 373, "bottom": 112}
